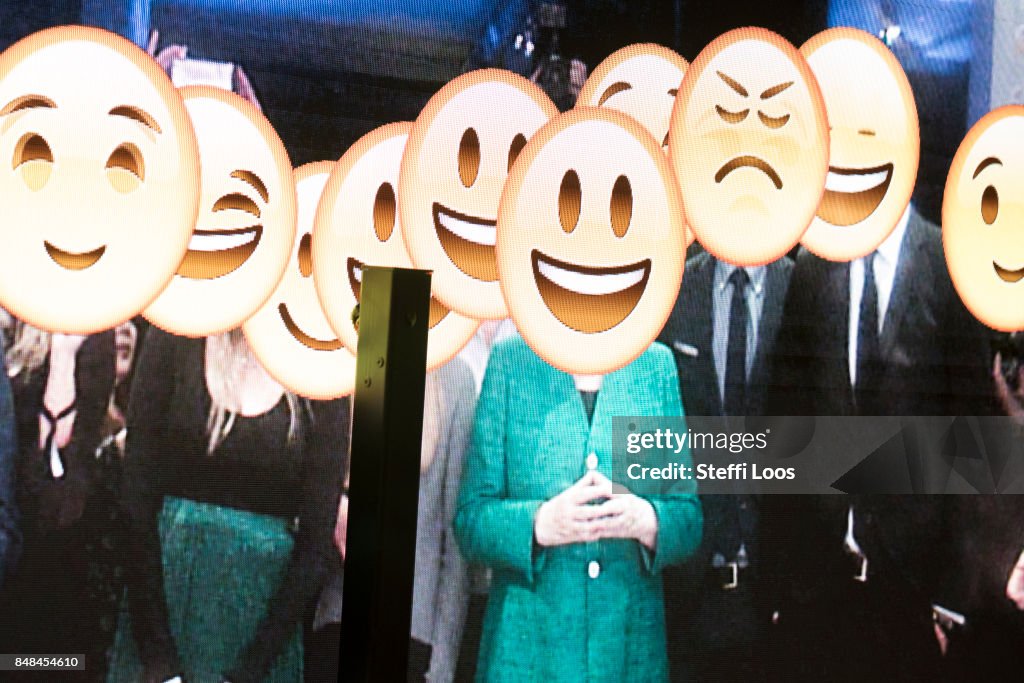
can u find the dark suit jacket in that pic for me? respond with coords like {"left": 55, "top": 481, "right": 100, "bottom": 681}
{"left": 761, "top": 209, "right": 997, "bottom": 617}
{"left": 658, "top": 253, "right": 792, "bottom": 680}
{"left": 660, "top": 251, "right": 793, "bottom": 419}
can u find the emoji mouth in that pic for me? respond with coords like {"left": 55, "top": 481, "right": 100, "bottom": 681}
{"left": 994, "top": 262, "right": 1024, "bottom": 284}
{"left": 816, "top": 163, "right": 894, "bottom": 226}
{"left": 45, "top": 242, "right": 106, "bottom": 271}
{"left": 715, "top": 156, "right": 783, "bottom": 189}
{"left": 176, "top": 225, "right": 263, "bottom": 279}
{"left": 531, "top": 249, "right": 650, "bottom": 334}
{"left": 347, "top": 257, "right": 449, "bottom": 328}
{"left": 278, "top": 303, "right": 343, "bottom": 351}
{"left": 432, "top": 203, "right": 499, "bottom": 282}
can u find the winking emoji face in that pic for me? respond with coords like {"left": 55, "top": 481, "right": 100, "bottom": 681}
{"left": 144, "top": 86, "right": 297, "bottom": 337}
{"left": 800, "top": 27, "right": 919, "bottom": 262}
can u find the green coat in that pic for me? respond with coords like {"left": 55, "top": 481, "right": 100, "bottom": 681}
{"left": 454, "top": 336, "right": 702, "bottom": 683}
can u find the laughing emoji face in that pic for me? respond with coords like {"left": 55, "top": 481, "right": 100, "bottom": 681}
{"left": 313, "top": 123, "right": 479, "bottom": 370}
{"left": 243, "top": 162, "right": 356, "bottom": 399}
{"left": 669, "top": 27, "right": 829, "bottom": 266}
{"left": 576, "top": 43, "right": 688, "bottom": 151}
{"left": 497, "top": 107, "right": 686, "bottom": 374}
{"left": 399, "top": 69, "right": 557, "bottom": 320}
{"left": 144, "top": 86, "right": 296, "bottom": 336}
{"left": 800, "top": 28, "right": 919, "bottom": 262}
{"left": 943, "top": 106, "right": 1024, "bottom": 331}
{"left": 0, "top": 26, "right": 200, "bottom": 333}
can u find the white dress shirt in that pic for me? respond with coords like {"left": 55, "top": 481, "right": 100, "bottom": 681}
{"left": 847, "top": 205, "right": 912, "bottom": 386}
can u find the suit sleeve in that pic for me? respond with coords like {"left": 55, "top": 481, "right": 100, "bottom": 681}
{"left": 639, "top": 346, "right": 702, "bottom": 574}
{"left": 454, "top": 344, "right": 547, "bottom": 583}
{"left": 427, "top": 362, "right": 475, "bottom": 683}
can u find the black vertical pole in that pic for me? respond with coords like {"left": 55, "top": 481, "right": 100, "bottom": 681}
{"left": 338, "top": 266, "right": 431, "bottom": 682}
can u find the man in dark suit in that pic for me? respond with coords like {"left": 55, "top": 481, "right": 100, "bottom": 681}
{"left": 659, "top": 250, "right": 793, "bottom": 683}
{"left": 761, "top": 206, "right": 996, "bottom": 682}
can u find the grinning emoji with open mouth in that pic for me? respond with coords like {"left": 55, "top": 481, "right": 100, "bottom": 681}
{"left": 144, "top": 85, "right": 296, "bottom": 336}
{"left": 669, "top": 27, "right": 829, "bottom": 267}
{"left": 313, "top": 123, "right": 479, "bottom": 370}
{"left": 497, "top": 107, "right": 686, "bottom": 374}
{"left": 399, "top": 69, "right": 557, "bottom": 320}
{"left": 243, "top": 162, "right": 356, "bottom": 399}
{"left": 0, "top": 26, "right": 200, "bottom": 333}
{"left": 576, "top": 43, "right": 688, "bottom": 153}
{"left": 800, "top": 27, "right": 919, "bottom": 262}
{"left": 943, "top": 106, "right": 1024, "bottom": 331}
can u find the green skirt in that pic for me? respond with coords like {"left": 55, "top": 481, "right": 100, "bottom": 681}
{"left": 106, "top": 497, "right": 303, "bottom": 683}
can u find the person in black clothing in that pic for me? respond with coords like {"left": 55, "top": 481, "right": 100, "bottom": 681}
{"left": 107, "top": 328, "right": 347, "bottom": 683}
{"left": 0, "top": 321, "right": 116, "bottom": 682}
{"left": 658, "top": 252, "right": 792, "bottom": 683}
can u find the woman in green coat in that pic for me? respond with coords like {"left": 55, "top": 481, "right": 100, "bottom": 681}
{"left": 454, "top": 335, "right": 702, "bottom": 682}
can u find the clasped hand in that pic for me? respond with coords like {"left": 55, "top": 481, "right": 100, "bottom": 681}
{"left": 534, "top": 471, "right": 658, "bottom": 550}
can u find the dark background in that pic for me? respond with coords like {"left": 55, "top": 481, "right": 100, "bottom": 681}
{"left": 0, "top": 0, "right": 983, "bottom": 224}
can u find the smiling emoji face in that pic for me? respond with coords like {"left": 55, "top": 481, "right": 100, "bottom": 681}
{"left": 243, "top": 163, "right": 356, "bottom": 399}
{"left": 399, "top": 69, "right": 558, "bottom": 320}
{"left": 800, "top": 28, "right": 919, "bottom": 262}
{"left": 576, "top": 43, "right": 688, "bottom": 151}
{"left": 0, "top": 26, "right": 200, "bottom": 333}
{"left": 144, "top": 86, "right": 296, "bottom": 336}
{"left": 497, "top": 107, "right": 686, "bottom": 374}
{"left": 313, "top": 123, "right": 479, "bottom": 370}
{"left": 669, "top": 27, "right": 829, "bottom": 266}
{"left": 943, "top": 106, "right": 1024, "bottom": 331}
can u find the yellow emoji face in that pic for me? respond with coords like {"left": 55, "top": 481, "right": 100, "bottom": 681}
{"left": 0, "top": 26, "right": 200, "bottom": 333}
{"left": 669, "top": 27, "right": 829, "bottom": 266}
{"left": 399, "top": 69, "right": 558, "bottom": 320}
{"left": 576, "top": 43, "right": 688, "bottom": 150}
{"left": 313, "top": 123, "right": 479, "bottom": 370}
{"left": 144, "top": 86, "right": 297, "bottom": 336}
{"left": 243, "top": 163, "right": 355, "bottom": 399}
{"left": 800, "top": 28, "right": 919, "bottom": 261}
{"left": 497, "top": 107, "right": 686, "bottom": 374}
{"left": 943, "top": 106, "right": 1024, "bottom": 331}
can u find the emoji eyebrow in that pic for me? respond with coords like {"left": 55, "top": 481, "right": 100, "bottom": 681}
{"left": 212, "top": 192, "right": 261, "bottom": 218}
{"left": 973, "top": 157, "right": 1002, "bottom": 179}
{"left": 716, "top": 71, "right": 748, "bottom": 97}
{"left": 760, "top": 81, "right": 793, "bottom": 100}
{"left": 230, "top": 170, "right": 269, "bottom": 203}
{"left": 597, "top": 81, "right": 632, "bottom": 106}
{"left": 0, "top": 95, "right": 56, "bottom": 116}
{"left": 108, "top": 105, "right": 162, "bottom": 134}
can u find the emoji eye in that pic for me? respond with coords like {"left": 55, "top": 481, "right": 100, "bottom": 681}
{"left": 105, "top": 143, "right": 144, "bottom": 193}
{"left": 558, "top": 170, "right": 581, "bottom": 234}
{"left": 716, "top": 105, "right": 748, "bottom": 124}
{"left": 298, "top": 233, "right": 313, "bottom": 277}
{"left": 508, "top": 133, "right": 527, "bottom": 173}
{"left": 212, "top": 193, "right": 261, "bottom": 217}
{"left": 458, "top": 128, "right": 480, "bottom": 188}
{"left": 610, "top": 175, "right": 632, "bottom": 238}
{"left": 12, "top": 133, "right": 53, "bottom": 192}
{"left": 982, "top": 185, "right": 999, "bottom": 225}
{"left": 758, "top": 111, "right": 790, "bottom": 129}
{"left": 373, "top": 181, "right": 397, "bottom": 242}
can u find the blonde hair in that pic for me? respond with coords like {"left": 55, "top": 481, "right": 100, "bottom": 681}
{"left": 5, "top": 320, "right": 51, "bottom": 380}
{"left": 205, "top": 329, "right": 305, "bottom": 454}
